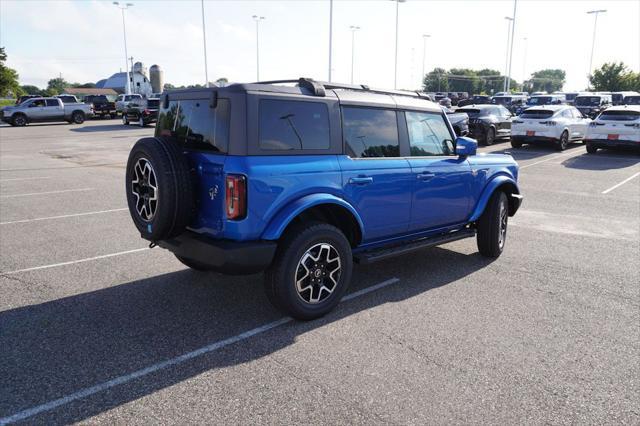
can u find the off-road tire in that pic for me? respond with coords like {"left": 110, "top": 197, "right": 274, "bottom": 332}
{"left": 12, "top": 114, "right": 27, "bottom": 127}
{"left": 586, "top": 143, "right": 598, "bottom": 154}
{"left": 175, "top": 255, "right": 215, "bottom": 271}
{"left": 477, "top": 191, "right": 508, "bottom": 258}
{"left": 125, "top": 137, "right": 194, "bottom": 241}
{"left": 72, "top": 111, "right": 85, "bottom": 124}
{"left": 484, "top": 127, "right": 495, "bottom": 146}
{"left": 264, "top": 222, "right": 353, "bottom": 320}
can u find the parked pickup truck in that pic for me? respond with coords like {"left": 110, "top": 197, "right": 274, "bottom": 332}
{"left": 84, "top": 95, "right": 117, "bottom": 119}
{"left": 2, "top": 97, "right": 93, "bottom": 126}
{"left": 125, "top": 78, "right": 523, "bottom": 320}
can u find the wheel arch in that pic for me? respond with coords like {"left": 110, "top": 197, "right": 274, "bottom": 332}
{"left": 469, "top": 175, "right": 521, "bottom": 222}
{"left": 261, "top": 194, "right": 364, "bottom": 247}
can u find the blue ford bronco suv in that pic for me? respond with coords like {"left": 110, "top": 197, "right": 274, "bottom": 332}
{"left": 125, "top": 78, "right": 522, "bottom": 320}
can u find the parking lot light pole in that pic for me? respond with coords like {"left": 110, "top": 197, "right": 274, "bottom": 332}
{"left": 421, "top": 34, "right": 430, "bottom": 89}
{"left": 113, "top": 2, "right": 133, "bottom": 95}
{"left": 328, "top": 0, "right": 333, "bottom": 82}
{"left": 506, "top": 0, "right": 518, "bottom": 93}
{"left": 201, "top": 0, "right": 209, "bottom": 87}
{"left": 350, "top": 26, "right": 360, "bottom": 84}
{"left": 522, "top": 36, "right": 528, "bottom": 85}
{"left": 503, "top": 16, "right": 513, "bottom": 92}
{"left": 391, "top": 0, "right": 406, "bottom": 89}
{"left": 587, "top": 9, "right": 607, "bottom": 88}
{"left": 252, "top": 15, "right": 265, "bottom": 81}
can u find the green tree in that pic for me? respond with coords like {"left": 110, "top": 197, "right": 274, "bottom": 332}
{"left": 589, "top": 62, "right": 637, "bottom": 91}
{"left": 0, "top": 47, "right": 21, "bottom": 97}
{"left": 215, "top": 77, "right": 229, "bottom": 87}
{"left": 447, "top": 68, "right": 479, "bottom": 94}
{"left": 476, "top": 69, "right": 503, "bottom": 94}
{"left": 423, "top": 68, "right": 448, "bottom": 92}
{"left": 71, "top": 82, "right": 96, "bottom": 88}
{"left": 20, "top": 84, "right": 44, "bottom": 95}
{"left": 527, "top": 69, "right": 565, "bottom": 93}
{"left": 46, "top": 77, "right": 69, "bottom": 95}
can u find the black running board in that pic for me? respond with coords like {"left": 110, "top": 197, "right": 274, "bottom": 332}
{"left": 354, "top": 229, "right": 476, "bottom": 264}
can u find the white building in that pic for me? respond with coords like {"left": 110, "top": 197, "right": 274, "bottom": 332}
{"left": 96, "top": 62, "right": 154, "bottom": 96}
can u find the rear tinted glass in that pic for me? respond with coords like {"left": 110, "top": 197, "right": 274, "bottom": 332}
{"left": 521, "top": 110, "right": 554, "bottom": 119}
{"left": 624, "top": 96, "right": 640, "bottom": 105}
{"left": 259, "top": 99, "right": 330, "bottom": 151}
{"left": 147, "top": 99, "right": 159, "bottom": 108}
{"left": 576, "top": 97, "right": 601, "bottom": 106}
{"left": 342, "top": 107, "right": 399, "bottom": 158}
{"left": 156, "top": 98, "right": 230, "bottom": 153}
{"left": 598, "top": 110, "right": 640, "bottom": 121}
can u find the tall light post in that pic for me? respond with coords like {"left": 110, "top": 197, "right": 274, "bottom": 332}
{"left": 587, "top": 9, "right": 607, "bottom": 88}
{"left": 113, "top": 2, "right": 133, "bottom": 95}
{"left": 201, "top": 0, "right": 209, "bottom": 87}
{"left": 252, "top": 15, "right": 265, "bottom": 81}
{"left": 391, "top": 0, "right": 406, "bottom": 89}
{"left": 421, "top": 34, "right": 430, "bottom": 89}
{"left": 328, "top": 0, "right": 333, "bottom": 82}
{"left": 506, "top": 0, "right": 518, "bottom": 92}
{"left": 522, "top": 36, "right": 528, "bottom": 89}
{"left": 503, "top": 16, "right": 513, "bottom": 92}
{"left": 349, "top": 25, "right": 360, "bottom": 84}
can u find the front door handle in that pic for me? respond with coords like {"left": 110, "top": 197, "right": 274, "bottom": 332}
{"left": 417, "top": 172, "right": 435, "bottom": 181}
{"left": 349, "top": 176, "right": 374, "bottom": 185}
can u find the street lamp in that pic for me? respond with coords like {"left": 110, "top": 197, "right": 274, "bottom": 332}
{"left": 506, "top": 0, "right": 518, "bottom": 92}
{"left": 113, "top": 2, "right": 133, "bottom": 95}
{"left": 503, "top": 16, "right": 514, "bottom": 92}
{"left": 587, "top": 9, "right": 607, "bottom": 87}
{"left": 522, "top": 36, "right": 528, "bottom": 86}
{"left": 349, "top": 26, "right": 360, "bottom": 84}
{"left": 421, "top": 34, "right": 430, "bottom": 89}
{"left": 328, "top": 0, "right": 333, "bottom": 82}
{"left": 252, "top": 15, "right": 266, "bottom": 81}
{"left": 390, "top": 0, "right": 406, "bottom": 89}
{"left": 201, "top": 0, "right": 209, "bottom": 87}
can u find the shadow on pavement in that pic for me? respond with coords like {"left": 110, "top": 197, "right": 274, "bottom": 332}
{"left": 562, "top": 151, "right": 640, "bottom": 170}
{"left": 70, "top": 124, "right": 151, "bottom": 133}
{"left": 481, "top": 142, "right": 583, "bottom": 159}
{"left": 0, "top": 245, "right": 493, "bottom": 423}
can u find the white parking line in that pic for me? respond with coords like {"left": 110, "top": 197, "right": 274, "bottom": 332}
{"left": 519, "top": 152, "right": 573, "bottom": 169}
{"left": 2, "top": 248, "right": 149, "bottom": 275}
{"left": 0, "top": 188, "right": 94, "bottom": 198}
{"left": 0, "top": 176, "right": 51, "bottom": 182}
{"left": 602, "top": 171, "right": 640, "bottom": 194}
{"left": 0, "top": 208, "right": 128, "bottom": 225}
{"left": 0, "top": 277, "right": 400, "bottom": 425}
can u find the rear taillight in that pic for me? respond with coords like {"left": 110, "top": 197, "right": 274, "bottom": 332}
{"left": 143, "top": 109, "right": 150, "bottom": 115}
{"left": 225, "top": 175, "right": 247, "bottom": 220}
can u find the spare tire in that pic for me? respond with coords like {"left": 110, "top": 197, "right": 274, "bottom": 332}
{"left": 125, "top": 137, "right": 194, "bottom": 241}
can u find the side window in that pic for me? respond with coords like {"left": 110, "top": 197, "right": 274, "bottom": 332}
{"left": 259, "top": 99, "right": 330, "bottom": 151}
{"left": 45, "top": 99, "right": 58, "bottom": 107}
{"left": 406, "top": 111, "right": 454, "bottom": 156}
{"left": 31, "top": 99, "right": 45, "bottom": 107}
{"left": 156, "top": 98, "right": 230, "bottom": 153}
{"left": 561, "top": 109, "right": 572, "bottom": 118}
{"left": 342, "top": 107, "right": 399, "bottom": 158}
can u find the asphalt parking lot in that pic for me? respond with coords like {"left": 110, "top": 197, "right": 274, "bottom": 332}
{"left": 0, "top": 120, "right": 638, "bottom": 424}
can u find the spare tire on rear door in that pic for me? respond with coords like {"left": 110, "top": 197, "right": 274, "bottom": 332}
{"left": 126, "top": 137, "right": 194, "bottom": 241}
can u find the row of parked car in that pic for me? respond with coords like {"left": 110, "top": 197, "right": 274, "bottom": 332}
{"left": 3, "top": 93, "right": 160, "bottom": 127}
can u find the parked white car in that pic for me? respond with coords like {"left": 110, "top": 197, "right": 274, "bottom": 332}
{"left": 510, "top": 105, "right": 590, "bottom": 150}
{"left": 584, "top": 105, "right": 640, "bottom": 154}
{"left": 115, "top": 94, "right": 144, "bottom": 114}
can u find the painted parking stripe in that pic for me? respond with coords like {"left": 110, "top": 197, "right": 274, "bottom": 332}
{"left": 2, "top": 248, "right": 149, "bottom": 275}
{"left": 0, "top": 208, "right": 128, "bottom": 225}
{"left": 0, "top": 176, "right": 51, "bottom": 182}
{"left": 519, "top": 151, "right": 574, "bottom": 170}
{"left": 602, "top": 171, "right": 640, "bottom": 194}
{"left": 0, "top": 277, "right": 400, "bottom": 425}
{"left": 0, "top": 188, "right": 94, "bottom": 198}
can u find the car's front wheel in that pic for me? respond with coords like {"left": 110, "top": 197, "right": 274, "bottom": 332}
{"left": 264, "top": 223, "right": 353, "bottom": 320}
{"left": 477, "top": 191, "right": 509, "bottom": 258}
{"left": 12, "top": 114, "right": 27, "bottom": 127}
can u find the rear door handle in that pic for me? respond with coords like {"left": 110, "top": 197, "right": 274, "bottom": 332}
{"left": 349, "top": 176, "right": 374, "bottom": 185}
{"left": 417, "top": 172, "right": 435, "bottom": 181}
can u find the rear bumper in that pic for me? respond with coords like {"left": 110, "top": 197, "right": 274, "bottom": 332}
{"left": 157, "top": 231, "right": 277, "bottom": 275}
{"left": 585, "top": 139, "right": 640, "bottom": 149}
{"left": 511, "top": 135, "right": 559, "bottom": 143}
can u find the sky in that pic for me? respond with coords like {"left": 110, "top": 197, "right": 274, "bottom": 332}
{"left": 1, "top": 0, "right": 639, "bottom": 92}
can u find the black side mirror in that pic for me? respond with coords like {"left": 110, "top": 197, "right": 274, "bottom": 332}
{"left": 162, "top": 94, "right": 169, "bottom": 109}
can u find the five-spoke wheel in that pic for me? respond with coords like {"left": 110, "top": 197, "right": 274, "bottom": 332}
{"left": 131, "top": 158, "right": 158, "bottom": 222}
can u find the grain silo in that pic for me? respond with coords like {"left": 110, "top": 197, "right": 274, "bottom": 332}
{"left": 149, "top": 65, "right": 164, "bottom": 94}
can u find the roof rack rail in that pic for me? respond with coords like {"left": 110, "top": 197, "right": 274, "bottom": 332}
{"left": 252, "top": 78, "right": 434, "bottom": 101}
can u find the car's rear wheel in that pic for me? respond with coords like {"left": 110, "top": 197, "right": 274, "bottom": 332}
{"left": 72, "top": 111, "right": 85, "bottom": 124}
{"left": 175, "top": 255, "right": 215, "bottom": 271}
{"left": 477, "top": 191, "right": 508, "bottom": 258}
{"left": 586, "top": 143, "right": 598, "bottom": 154}
{"left": 125, "top": 137, "right": 194, "bottom": 241}
{"left": 138, "top": 116, "right": 145, "bottom": 127}
{"left": 556, "top": 130, "right": 569, "bottom": 151}
{"left": 484, "top": 127, "right": 495, "bottom": 146}
{"left": 12, "top": 114, "right": 27, "bottom": 127}
{"left": 510, "top": 138, "right": 522, "bottom": 148}
{"left": 122, "top": 115, "right": 129, "bottom": 125}
{"left": 264, "top": 223, "right": 353, "bottom": 320}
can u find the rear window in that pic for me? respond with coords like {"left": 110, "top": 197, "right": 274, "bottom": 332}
{"left": 521, "top": 110, "right": 554, "bottom": 119}
{"left": 147, "top": 99, "right": 159, "bottom": 109}
{"left": 598, "top": 110, "right": 640, "bottom": 121}
{"left": 156, "top": 98, "right": 230, "bottom": 153}
{"left": 342, "top": 107, "right": 399, "bottom": 158}
{"left": 457, "top": 108, "right": 480, "bottom": 117}
{"left": 527, "top": 97, "right": 552, "bottom": 105}
{"left": 259, "top": 99, "right": 330, "bottom": 151}
{"left": 576, "top": 97, "right": 601, "bottom": 106}
{"left": 624, "top": 96, "right": 640, "bottom": 105}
